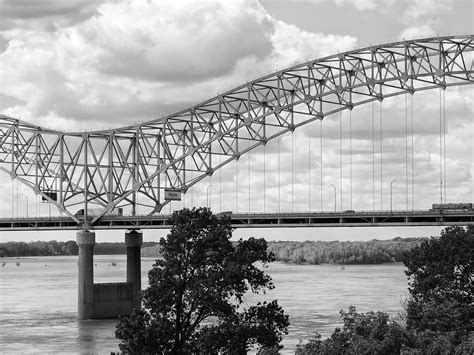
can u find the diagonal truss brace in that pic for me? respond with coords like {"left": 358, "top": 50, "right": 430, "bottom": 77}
{"left": 0, "top": 35, "right": 472, "bottom": 228}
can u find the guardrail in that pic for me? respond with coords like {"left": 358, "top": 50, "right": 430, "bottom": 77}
{"left": 0, "top": 209, "right": 473, "bottom": 231}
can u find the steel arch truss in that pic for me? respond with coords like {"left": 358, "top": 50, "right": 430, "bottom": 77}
{"left": 0, "top": 35, "right": 473, "bottom": 227}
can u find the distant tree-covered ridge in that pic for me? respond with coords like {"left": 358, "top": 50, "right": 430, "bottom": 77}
{"left": 140, "top": 237, "right": 424, "bottom": 265}
{"left": 1, "top": 237, "right": 422, "bottom": 263}
{"left": 140, "top": 243, "right": 162, "bottom": 257}
{"left": 94, "top": 241, "right": 157, "bottom": 255}
{"left": 267, "top": 238, "right": 424, "bottom": 264}
{"left": 0, "top": 241, "right": 157, "bottom": 257}
{"left": 0, "top": 240, "right": 78, "bottom": 257}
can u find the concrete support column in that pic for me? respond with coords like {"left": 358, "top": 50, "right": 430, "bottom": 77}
{"left": 77, "top": 230, "right": 95, "bottom": 320}
{"left": 125, "top": 230, "right": 143, "bottom": 309}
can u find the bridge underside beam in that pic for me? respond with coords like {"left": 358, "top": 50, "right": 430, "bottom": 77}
{"left": 2, "top": 211, "right": 473, "bottom": 231}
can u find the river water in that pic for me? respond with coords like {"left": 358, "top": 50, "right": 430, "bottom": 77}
{"left": 0, "top": 255, "right": 408, "bottom": 353}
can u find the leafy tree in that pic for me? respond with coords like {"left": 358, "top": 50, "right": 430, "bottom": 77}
{"left": 295, "top": 306, "right": 415, "bottom": 355}
{"left": 115, "top": 207, "right": 289, "bottom": 354}
{"left": 297, "top": 226, "right": 473, "bottom": 354}
{"left": 404, "top": 225, "right": 473, "bottom": 337}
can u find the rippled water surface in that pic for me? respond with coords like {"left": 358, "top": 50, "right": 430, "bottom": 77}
{"left": 0, "top": 255, "right": 408, "bottom": 353}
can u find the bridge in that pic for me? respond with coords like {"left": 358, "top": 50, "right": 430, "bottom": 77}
{"left": 1, "top": 35, "right": 473, "bottom": 319}
{"left": 0, "top": 210, "right": 473, "bottom": 231}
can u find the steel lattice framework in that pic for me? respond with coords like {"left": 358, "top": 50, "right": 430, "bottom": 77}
{"left": 0, "top": 35, "right": 473, "bottom": 228}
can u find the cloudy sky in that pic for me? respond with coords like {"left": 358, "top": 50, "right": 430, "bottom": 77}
{"left": 0, "top": 0, "right": 472, "bottom": 242}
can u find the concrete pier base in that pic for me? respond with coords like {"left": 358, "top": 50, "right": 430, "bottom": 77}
{"left": 76, "top": 229, "right": 143, "bottom": 319}
{"left": 77, "top": 231, "right": 95, "bottom": 320}
{"left": 126, "top": 230, "right": 143, "bottom": 309}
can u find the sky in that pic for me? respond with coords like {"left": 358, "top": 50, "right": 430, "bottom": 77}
{"left": 0, "top": 0, "right": 472, "bottom": 242}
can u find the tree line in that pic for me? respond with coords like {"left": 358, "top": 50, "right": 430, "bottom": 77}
{"left": 141, "top": 238, "right": 424, "bottom": 264}
{"left": 267, "top": 237, "right": 423, "bottom": 264}
{"left": 0, "top": 241, "right": 157, "bottom": 257}
{"left": 1, "top": 237, "right": 423, "bottom": 266}
{"left": 0, "top": 240, "right": 78, "bottom": 257}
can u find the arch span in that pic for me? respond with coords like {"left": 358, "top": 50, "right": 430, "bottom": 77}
{"left": 0, "top": 35, "right": 473, "bottom": 226}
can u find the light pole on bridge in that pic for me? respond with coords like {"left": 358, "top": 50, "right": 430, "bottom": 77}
{"left": 330, "top": 184, "right": 337, "bottom": 212}
{"left": 206, "top": 184, "right": 213, "bottom": 209}
{"left": 390, "top": 179, "right": 397, "bottom": 212}
{"left": 21, "top": 193, "right": 28, "bottom": 218}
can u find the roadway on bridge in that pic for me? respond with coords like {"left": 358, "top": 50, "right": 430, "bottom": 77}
{"left": 0, "top": 210, "right": 472, "bottom": 231}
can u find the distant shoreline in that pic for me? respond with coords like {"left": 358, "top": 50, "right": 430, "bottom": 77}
{"left": 0, "top": 255, "right": 406, "bottom": 268}
{"left": 1, "top": 238, "right": 424, "bottom": 265}
{"left": 273, "top": 260, "right": 405, "bottom": 266}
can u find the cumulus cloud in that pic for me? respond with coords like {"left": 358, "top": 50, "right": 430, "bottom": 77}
{"left": 397, "top": 0, "right": 457, "bottom": 42}
{"left": 334, "top": 0, "right": 378, "bottom": 11}
{"left": 84, "top": 0, "right": 274, "bottom": 82}
{"left": 269, "top": 20, "right": 357, "bottom": 65}
{"left": 0, "top": 0, "right": 102, "bottom": 31}
{"left": 288, "top": 0, "right": 383, "bottom": 11}
{"left": 0, "top": 0, "right": 357, "bottom": 130}
{"left": 398, "top": 25, "right": 436, "bottom": 40}
{"left": 402, "top": 0, "right": 453, "bottom": 24}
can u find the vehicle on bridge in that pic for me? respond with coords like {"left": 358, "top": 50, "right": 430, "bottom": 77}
{"left": 75, "top": 208, "right": 123, "bottom": 219}
{"left": 216, "top": 211, "right": 233, "bottom": 217}
{"left": 431, "top": 203, "right": 473, "bottom": 211}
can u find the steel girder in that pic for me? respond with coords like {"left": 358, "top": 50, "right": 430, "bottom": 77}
{"left": 0, "top": 35, "right": 473, "bottom": 228}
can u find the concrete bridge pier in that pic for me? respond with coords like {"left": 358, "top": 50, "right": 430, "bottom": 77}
{"left": 126, "top": 230, "right": 143, "bottom": 309}
{"left": 76, "top": 229, "right": 143, "bottom": 320}
{"left": 77, "top": 230, "right": 95, "bottom": 320}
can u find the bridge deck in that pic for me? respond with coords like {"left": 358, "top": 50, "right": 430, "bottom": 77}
{"left": 0, "top": 210, "right": 472, "bottom": 231}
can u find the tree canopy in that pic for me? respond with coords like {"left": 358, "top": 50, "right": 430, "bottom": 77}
{"left": 267, "top": 238, "right": 422, "bottom": 265}
{"left": 115, "top": 207, "right": 289, "bottom": 354}
{"left": 297, "top": 226, "right": 473, "bottom": 354}
{"left": 404, "top": 225, "right": 473, "bottom": 336}
{"left": 295, "top": 306, "right": 415, "bottom": 355}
